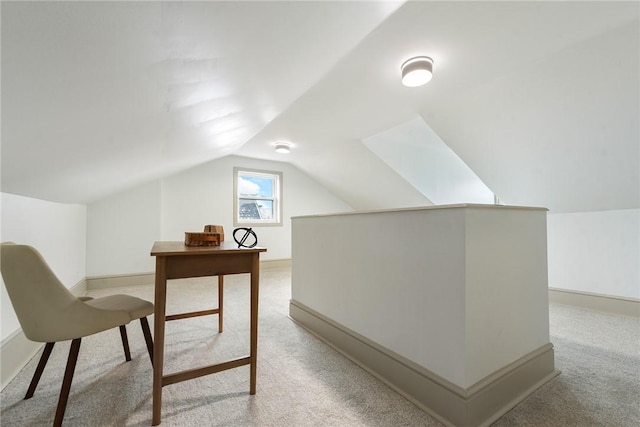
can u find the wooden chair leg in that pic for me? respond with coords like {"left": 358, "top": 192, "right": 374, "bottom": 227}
{"left": 140, "top": 317, "right": 153, "bottom": 365}
{"left": 53, "top": 338, "right": 81, "bottom": 427}
{"left": 25, "top": 342, "right": 55, "bottom": 399}
{"left": 119, "top": 325, "right": 132, "bottom": 362}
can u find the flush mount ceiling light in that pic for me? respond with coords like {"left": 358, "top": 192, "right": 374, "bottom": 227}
{"left": 401, "top": 56, "right": 434, "bottom": 87}
{"left": 274, "top": 142, "right": 291, "bottom": 154}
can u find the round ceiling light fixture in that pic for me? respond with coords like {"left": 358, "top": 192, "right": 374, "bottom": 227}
{"left": 274, "top": 142, "right": 291, "bottom": 154}
{"left": 401, "top": 56, "right": 434, "bottom": 87}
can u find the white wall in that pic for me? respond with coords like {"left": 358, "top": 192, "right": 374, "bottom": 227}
{"left": 548, "top": 209, "right": 640, "bottom": 299}
{"left": 292, "top": 205, "right": 550, "bottom": 388}
{"left": 86, "top": 155, "right": 353, "bottom": 276}
{"left": 86, "top": 181, "right": 161, "bottom": 277}
{"left": 0, "top": 193, "right": 87, "bottom": 341}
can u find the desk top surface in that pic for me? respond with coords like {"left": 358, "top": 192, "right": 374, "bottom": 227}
{"left": 151, "top": 241, "right": 267, "bottom": 256}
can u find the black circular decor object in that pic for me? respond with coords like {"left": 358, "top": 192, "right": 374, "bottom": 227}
{"left": 233, "top": 227, "right": 257, "bottom": 248}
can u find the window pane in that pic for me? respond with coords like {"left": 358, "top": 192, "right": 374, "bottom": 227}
{"left": 234, "top": 167, "right": 282, "bottom": 227}
{"left": 256, "top": 200, "right": 274, "bottom": 220}
{"left": 238, "top": 175, "right": 274, "bottom": 198}
{"left": 239, "top": 199, "right": 262, "bottom": 220}
{"left": 239, "top": 199, "right": 274, "bottom": 221}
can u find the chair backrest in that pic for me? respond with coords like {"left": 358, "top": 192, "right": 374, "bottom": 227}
{"left": 1, "top": 243, "right": 86, "bottom": 342}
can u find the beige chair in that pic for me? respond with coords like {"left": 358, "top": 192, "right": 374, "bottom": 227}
{"left": 0, "top": 243, "right": 154, "bottom": 426}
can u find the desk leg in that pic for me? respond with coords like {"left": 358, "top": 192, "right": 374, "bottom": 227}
{"left": 249, "top": 253, "right": 259, "bottom": 395}
{"left": 152, "top": 257, "right": 168, "bottom": 426}
{"left": 218, "top": 275, "right": 224, "bottom": 333}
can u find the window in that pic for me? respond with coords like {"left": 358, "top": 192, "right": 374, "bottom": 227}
{"left": 234, "top": 167, "right": 282, "bottom": 227}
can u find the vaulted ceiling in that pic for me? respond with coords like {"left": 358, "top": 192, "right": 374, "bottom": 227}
{"left": 2, "top": 1, "right": 638, "bottom": 213}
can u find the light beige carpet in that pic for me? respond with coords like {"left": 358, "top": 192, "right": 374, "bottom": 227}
{"left": 1, "top": 267, "right": 639, "bottom": 426}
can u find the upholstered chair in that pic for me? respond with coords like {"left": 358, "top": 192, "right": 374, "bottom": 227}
{"left": 0, "top": 243, "right": 154, "bottom": 426}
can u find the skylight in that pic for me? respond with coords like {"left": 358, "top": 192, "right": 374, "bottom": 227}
{"left": 362, "top": 116, "right": 496, "bottom": 205}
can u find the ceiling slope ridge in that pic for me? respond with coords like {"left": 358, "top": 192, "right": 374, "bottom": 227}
{"left": 150, "top": 2, "right": 409, "bottom": 209}
{"left": 234, "top": 1, "right": 409, "bottom": 147}
{"left": 0, "top": 1, "right": 406, "bottom": 204}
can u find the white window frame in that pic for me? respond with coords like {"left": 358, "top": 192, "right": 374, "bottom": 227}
{"left": 233, "top": 167, "right": 283, "bottom": 227}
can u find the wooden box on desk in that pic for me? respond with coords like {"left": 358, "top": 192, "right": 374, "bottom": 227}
{"left": 184, "top": 232, "right": 221, "bottom": 246}
{"left": 204, "top": 225, "right": 225, "bottom": 241}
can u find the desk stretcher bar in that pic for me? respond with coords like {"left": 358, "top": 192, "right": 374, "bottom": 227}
{"left": 162, "top": 356, "right": 251, "bottom": 387}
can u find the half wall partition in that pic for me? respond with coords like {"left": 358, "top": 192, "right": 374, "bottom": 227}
{"left": 290, "top": 204, "right": 558, "bottom": 426}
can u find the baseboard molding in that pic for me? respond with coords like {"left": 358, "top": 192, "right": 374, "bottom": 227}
{"left": 289, "top": 299, "right": 559, "bottom": 427}
{"left": 0, "top": 329, "right": 42, "bottom": 391}
{"left": 70, "top": 276, "right": 87, "bottom": 297}
{"left": 87, "top": 259, "right": 291, "bottom": 290}
{"left": 260, "top": 258, "right": 291, "bottom": 270}
{"left": 86, "top": 272, "right": 155, "bottom": 290}
{"left": 549, "top": 288, "right": 640, "bottom": 317}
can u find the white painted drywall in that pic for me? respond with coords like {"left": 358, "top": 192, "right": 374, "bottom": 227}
{"left": 0, "top": 193, "right": 87, "bottom": 341}
{"left": 293, "top": 208, "right": 468, "bottom": 385}
{"left": 464, "top": 207, "right": 550, "bottom": 385}
{"left": 548, "top": 209, "right": 640, "bottom": 299}
{"left": 292, "top": 205, "right": 550, "bottom": 388}
{"left": 85, "top": 155, "right": 353, "bottom": 276}
{"left": 86, "top": 181, "right": 161, "bottom": 277}
{"left": 162, "top": 155, "right": 354, "bottom": 261}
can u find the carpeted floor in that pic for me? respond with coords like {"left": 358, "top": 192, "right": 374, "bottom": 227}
{"left": 1, "top": 267, "right": 639, "bottom": 426}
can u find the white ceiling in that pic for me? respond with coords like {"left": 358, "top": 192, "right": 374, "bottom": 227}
{"left": 2, "top": 1, "right": 638, "bottom": 213}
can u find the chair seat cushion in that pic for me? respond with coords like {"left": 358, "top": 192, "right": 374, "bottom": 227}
{"left": 84, "top": 295, "right": 154, "bottom": 321}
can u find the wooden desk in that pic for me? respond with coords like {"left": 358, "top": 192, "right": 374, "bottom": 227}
{"left": 150, "top": 241, "right": 267, "bottom": 425}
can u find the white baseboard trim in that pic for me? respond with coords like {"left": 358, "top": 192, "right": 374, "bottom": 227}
{"left": 260, "top": 258, "right": 291, "bottom": 270}
{"left": 70, "top": 276, "right": 87, "bottom": 297}
{"left": 86, "top": 272, "right": 155, "bottom": 290}
{"left": 289, "top": 299, "right": 559, "bottom": 427}
{"left": 86, "top": 259, "right": 291, "bottom": 290}
{"left": 0, "top": 329, "right": 42, "bottom": 391}
{"left": 549, "top": 288, "right": 640, "bottom": 317}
